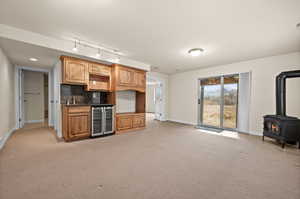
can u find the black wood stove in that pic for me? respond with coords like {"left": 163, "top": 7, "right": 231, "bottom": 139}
{"left": 263, "top": 70, "right": 300, "bottom": 148}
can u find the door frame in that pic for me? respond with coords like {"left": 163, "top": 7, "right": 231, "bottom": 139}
{"left": 146, "top": 73, "right": 167, "bottom": 121}
{"left": 197, "top": 74, "right": 239, "bottom": 131}
{"left": 154, "top": 81, "right": 163, "bottom": 120}
{"left": 15, "top": 66, "right": 52, "bottom": 129}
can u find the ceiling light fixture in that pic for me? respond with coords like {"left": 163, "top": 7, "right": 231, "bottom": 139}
{"left": 188, "top": 48, "right": 204, "bottom": 56}
{"left": 29, "top": 57, "right": 38, "bottom": 62}
{"left": 72, "top": 40, "right": 78, "bottom": 52}
{"left": 69, "top": 38, "right": 123, "bottom": 63}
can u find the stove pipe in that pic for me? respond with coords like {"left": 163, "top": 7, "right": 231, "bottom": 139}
{"left": 276, "top": 70, "right": 300, "bottom": 116}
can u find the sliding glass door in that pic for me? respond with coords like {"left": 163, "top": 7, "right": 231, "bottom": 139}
{"left": 198, "top": 74, "right": 239, "bottom": 130}
{"left": 200, "top": 77, "right": 222, "bottom": 128}
{"left": 223, "top": 76, "right": 239, "bottom": 129}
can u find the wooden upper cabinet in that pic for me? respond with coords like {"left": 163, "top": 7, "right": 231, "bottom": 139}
{"left": 87, "top": 63, "right": 112, "bottom": 91}
{"left": 89, "top": 63, "right": 111, "bottom": 77}
{"left": 134, "top": 72, "right": 146, "bottom": 88}
{"left": 114, "top": 65, "right": 146, "bottom": 92}
{"left": 118, "top": 67, "right": 134, "bottom": 86}
{"left": 61, "top": 56, "right": 88, "bottom": 85}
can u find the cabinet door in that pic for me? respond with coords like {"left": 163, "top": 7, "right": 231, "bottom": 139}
{"left": 64, "top": 59, "right": 88, "bottom": 84}
{"left": 118, "top": 68, "right": 134, "bottom": 86}
{"left": 116, "top": 116, "right": 133, "bottom": 130}
{"left": 135, "top": 72, "right": 146, "bottom": 88}
{"left": 132, "top": 115, "right": 145, "bottom": 128}
{"left": 68, "top": 112, "right": 90, "bottom": 139}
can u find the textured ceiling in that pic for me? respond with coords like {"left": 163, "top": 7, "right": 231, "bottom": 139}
{"left": 0, "top": 0, "right": 299, "bottom": 73}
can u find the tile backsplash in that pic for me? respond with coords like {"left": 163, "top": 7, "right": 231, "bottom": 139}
{"left": 116, "top": 91, "right": 136, "bottom": 113}
{"left": 60, "top": 85, "right": 86, "bottom": 104}
{"left": 60, "top": 84, "right": 109, "bottom": 104}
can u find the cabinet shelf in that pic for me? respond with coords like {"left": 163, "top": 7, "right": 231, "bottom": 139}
{"left": 86, "top": 75, "right": 110, "bottom": 91}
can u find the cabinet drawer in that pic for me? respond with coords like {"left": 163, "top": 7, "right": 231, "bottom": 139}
{"left": 89, "top": 64, "right": 111, "bottom": 76}
{"left": 133, "top": 115, "right": 145, "bottom": 128}
{"left": 68, "top": 106, "right": 90, "bottom": 113}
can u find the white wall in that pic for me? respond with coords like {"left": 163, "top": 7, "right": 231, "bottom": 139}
{"left": 116, "top": 91, "right": 136, "bottom": 113}
{"left": 53, "top": 61, "right": 62, "bottom": 137}
{"left": 168, "top": 52, "right": 300, "bottom": 135}
{"left": 23, "top": 70, "right": 45, "bottom": 122}
{"left": 237, "top": 72, "right": 251, "bottom": 133}
{"left": 146, "top": 84, "right": 155, "bottom": 113}
{"left": 0, "top": 47, "right": 15, "bottom": 142}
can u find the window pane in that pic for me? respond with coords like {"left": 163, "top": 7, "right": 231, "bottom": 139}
{"left": 223, "top": 75, "right": 239, "bottom": 129}
{"left": 201, "top": 78, "right": 221, "bottom": 127}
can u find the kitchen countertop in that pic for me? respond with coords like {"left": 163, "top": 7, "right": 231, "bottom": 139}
{"left": 62, "top": 104, "right": 114, "bottom": 107}
{"left": 62, "top": 104, "right": 90, "bottom": 107}
{"left": 116, "top": 112, "right": 145, "bottom": 115}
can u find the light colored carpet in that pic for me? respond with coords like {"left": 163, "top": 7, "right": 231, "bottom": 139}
{"left": 22, "top": 121, "right": 49, "bottom": 130}
{"left": 1, "top": 116, "right": 299, "bottom": 199}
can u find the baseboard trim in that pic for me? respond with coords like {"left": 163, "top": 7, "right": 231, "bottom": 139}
{"left": 25, "top": 119, "right": 44, "bottom": 124}
{"left": 167, "top": 120, "right": 262, "bottom": 136}
{"left": 0, "top": 126, "right": 17, "bottom": 151}
{"left": 248, "top": 131, "right": 262, "bottom": 136}
{"left": 167, "top": 119, "right": 197, "bottom": 126}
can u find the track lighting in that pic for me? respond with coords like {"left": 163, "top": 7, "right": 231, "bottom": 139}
{"left": 115, "top": 55, "right": 120, "bottom": 62}
{"left": 70, "top": 38, "right": 122, "bottom": 63}
{"left": 72, "top": 40, "right": 78, "bottom": 52}
{"left": 96, "top": 48, "right": 101, "bottom": 57}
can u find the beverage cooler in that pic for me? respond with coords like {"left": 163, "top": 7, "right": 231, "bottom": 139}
{"left": 91, "top": 105, "right": 115, "bottom": 137}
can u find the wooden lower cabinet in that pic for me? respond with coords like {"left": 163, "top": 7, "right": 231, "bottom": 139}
{"left": 116, "top": 113, "right": 145, "bottom": 133}
{"left": 62, "top": 106, "right": 91, "bottom": 141}
{"left": 133, "top": 115, "right": 145, "bottom": 128}
{"left": 116, "top": 115, "right": 133, "bottom": 130}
